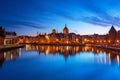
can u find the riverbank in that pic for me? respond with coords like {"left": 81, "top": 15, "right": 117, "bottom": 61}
{"left": 93, "top": 45, "right": 120, "bottom": 51}
{"left": 0, "top": 44, "right": 25, "bottom": 51}
{"left": 21, "top": 43, "right": 85, "bottom": 46}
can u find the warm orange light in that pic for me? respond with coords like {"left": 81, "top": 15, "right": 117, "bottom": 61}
{"left": 117, "top": 40, "right": 119, "bottom": 43}
{"left": 104, "top": 40, "right": 106, "bottom": 42}
{"left": 66, "top": 41, "right": 69, "bottom": 43}
{"left": 97, "top": 40, "right": 99, "bottom": 43}
{"left": 56, "top": 38, "right": 59, "bottom": 42}
{"left": 84, "top": 38, "right": 87, "bottom": 42}
{"left": 76, "top": 38, "right": 79, "bottom": 43}
{"left": 91, "top": 40, "right": 94, "bottom": 43}
{"left": 117, "top": 55, "right": 120, "bottom": 65}
{"left": 108, "top": 40, "right": 111, "bottom": 43}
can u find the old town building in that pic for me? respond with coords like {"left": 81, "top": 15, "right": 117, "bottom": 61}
{"left": 0, "top": 26, "right": 18, "bottom": 45}
{"left": 108, "top": 25, "right": 117, "bottom": 44}
{"left": 0, "top": 26, "right": 5, "bottom": 45}
{"left": 47, "top": 24, "right": 81, "bottom": 44}
{"left": 18, "top": 25, "right": 120, "bottom": 46}
{"left": 19, "top": 25, "right": 81, "bottom": 44}
{"left": 4, "top": 32, "right": 18, "bottom": 45}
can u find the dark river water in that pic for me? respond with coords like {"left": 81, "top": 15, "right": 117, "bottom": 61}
{"left": 0, "top": 45, "right": 120, "bottom": 80}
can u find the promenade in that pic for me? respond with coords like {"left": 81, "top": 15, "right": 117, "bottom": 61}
{"left": 93, "top": 44, "right": 120, "bottom": 51}
{"left": 0, "top": 44, "right": 25, "bottom": 51}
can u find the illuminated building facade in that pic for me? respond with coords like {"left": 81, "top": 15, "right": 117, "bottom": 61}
{"left": 82, "top": 34, "right": 108, "bottom": 45}
{"left": 46, "top": 24, "right": 81, "bottom": 44}
{"left": 19, "top": 24, "right": 81, "bottom": 44}
{"left": 82, "top": 25, "right": 120, "bottom": 45}
{"left": 0, "top": 26, "right": 18, "bottom": 45}
{"left": 4, "top": 32, "right": 18, "bottom": 45}
{"left": 63, "top": 24, "right": 69, "bottom": 34}
{"left": 18, "top": 25, "right": 120, "bottom": 46}
{"left": 108, "top": 26, "right": 117, "bottom": 44}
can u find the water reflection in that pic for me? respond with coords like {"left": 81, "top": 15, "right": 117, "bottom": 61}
{"left": 25, "top": 45, "right": 120, "bottom": 65}
{"left": 0, "top": 44, "right": 120, "bottom": 67}
{"left": 0, "top": 49, "right": 19, "bottom": 67}
{"left": 25, "top": 45, "right": 83, "bottom": 59}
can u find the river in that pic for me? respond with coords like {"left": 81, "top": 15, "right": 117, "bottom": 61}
{"left": 0, "top": 44, "right": 120, "bottom": 80}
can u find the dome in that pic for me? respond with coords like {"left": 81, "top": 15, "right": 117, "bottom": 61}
{"left": 63, "top": 24, "right": 69, "bottom": 34}
{"left": 52, "top": 29, "right": 56, "bottom": 34}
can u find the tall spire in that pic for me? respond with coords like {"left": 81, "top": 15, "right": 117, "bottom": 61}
{"left": 63, "top": 24, "right": 69, "bottom": 34}
{"left": 65, "top": 24, "right": 67, "bottom": 27}
{"left": 109, "top": 25, "right": 116, "bottom": 33}
{"left": 108, "top": 25, "right": 117, "bottom": 44}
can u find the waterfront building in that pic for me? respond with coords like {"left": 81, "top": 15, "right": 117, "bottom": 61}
{"left": 108, "top": 25, "right": 117, "bottom": 44}
{"left": 4, "top": 32, "right": 18, "bottom": 45}
{"left": 82, "top": 25, "right": 120, "bottom": 45}
{"left": 18, "top": 24, "right": 82, "bottom": 44}
{"left": 48, "top": 24, "right": 81, "bottom": 44}
{"left": 52, "top": 29, "right": 56, "bottom": 34}
{"left": 0, "top": 26, "right": 5, "bottom": 45}
{"left": 18, "top": 25, "right": 120, "bottom": 46}
{"left": 82, "top": 33, "right": 108, "bottom": 45}
{"left": 116, "top": 30, "right": 120, "bottom": 43}
{"left": 63, "top": 24, "right": 69, "bottom": 34}
{"left": 34, "top": 24, "right": 81, "bottom": 44}
{"left": 93, "top": 34, "right": 108, "bottom": 44}
{"left": 0, "top": 26, "right": 18, "bottom": 45}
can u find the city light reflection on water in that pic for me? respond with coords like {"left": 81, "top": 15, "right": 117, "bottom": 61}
{"left": 0, "top": 44, "right": 120, "bottom": 80}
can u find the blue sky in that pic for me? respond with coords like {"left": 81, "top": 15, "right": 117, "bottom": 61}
{"left": 0, "top": 0, "right": 120, "bottom": 36}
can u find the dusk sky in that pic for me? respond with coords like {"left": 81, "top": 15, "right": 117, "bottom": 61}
{"left": 1, "top": 0, "right": 120, "bottom": 36}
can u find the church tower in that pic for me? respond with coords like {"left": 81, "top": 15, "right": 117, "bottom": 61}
{"left": 63, "top": 24, "right": 69, "bottom": 34}
{"left": 108, "top": 25, "right": 117, "bottom": 44}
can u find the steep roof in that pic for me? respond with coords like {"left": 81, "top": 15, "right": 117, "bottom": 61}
{"left": 109, "top": 25, "right": 117, "bottom": 33}
{"left": 0, "top": 26, "right": 5, "bottom": 37}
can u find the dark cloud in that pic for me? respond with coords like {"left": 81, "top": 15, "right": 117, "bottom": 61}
{"left": 1, "top": 0, "right": 120, "bottom": 35}
{"left": 48, "top": 0, "right": 120, "bottom": 27}
{"left": 0, "top": 19, "right": 48, "bottom": 29}
{"left": 54, "top": 10, "right": 120, "bottom": 27}
{"left": 1, "top": 0, "right": 120, "bottom": 28}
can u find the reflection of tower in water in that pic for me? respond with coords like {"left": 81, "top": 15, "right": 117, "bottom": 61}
{"left": 25, "top": 45, "right": 120, "bottom": 65}
{"left": 37, "top": 45, "right": 82, "bottom": 59}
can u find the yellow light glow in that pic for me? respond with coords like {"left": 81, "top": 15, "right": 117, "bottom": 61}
{"left": 104, "top": 40, "right": 106, "bottom": 42}
{"left": 117, "top": 40, "right": 119, "bottom": 43}
{"left": 117, "top": 55, "right": 120, "bottom": 65}
{"left": 108, "top": 40, "right": 111, "bottom": 43}
{"left": 97, "top": 40, "right": 99, "bottom": 43}
{"left": 108, "top": 53, "right": 111, "bottom": 64}
{"left": 91, "top": 40, "right": 94, "bottom": 43}
{"left": 84, "top": 38, "right": 87, "bottom": 42}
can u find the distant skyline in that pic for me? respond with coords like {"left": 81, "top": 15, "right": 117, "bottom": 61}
{"left": 1, "top": 0, "right": 120, "bottom": 36}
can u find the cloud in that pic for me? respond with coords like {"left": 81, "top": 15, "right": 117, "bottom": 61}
{"left": 0, "top": 19, "right": 48, "bottom": 29}
{"left": 55, "top": 11, "right": 120, "bottom": 27}
{"left": 47, "top": 0, "right": 120, "bottom": 27}
{"left": 12, "top": 24, "right": 48, "bottom": 29}
{"left": 1, "top": 0, "right": 120, "bottom": 34}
